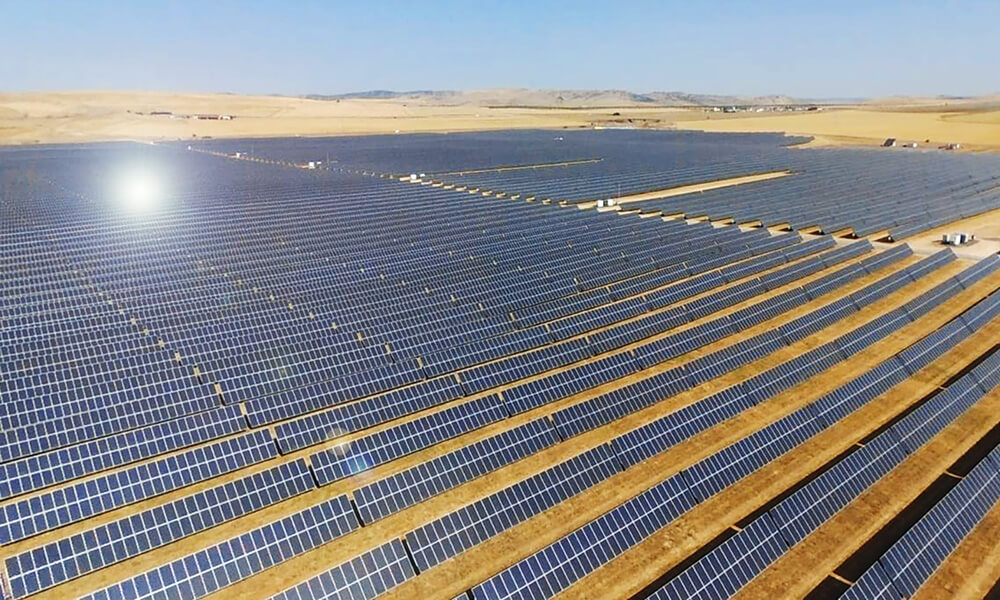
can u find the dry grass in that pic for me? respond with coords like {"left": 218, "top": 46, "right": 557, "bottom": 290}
{"left": 0, "top": 91, "right": 689, "bottom": 145}
{"left": 674, "top": 108, "right": 1000, "bottom": 150}
{"left": 5, "top": 92, "right": 1000, "bottom": 153}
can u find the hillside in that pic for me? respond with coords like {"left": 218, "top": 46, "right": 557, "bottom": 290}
{"left": 311, "top": 88, "right": 805, "bottom": 107}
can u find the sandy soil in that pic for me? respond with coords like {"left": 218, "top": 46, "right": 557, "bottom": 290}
{"left": 944, "top": 110, "right": 1000, "bottom": 125}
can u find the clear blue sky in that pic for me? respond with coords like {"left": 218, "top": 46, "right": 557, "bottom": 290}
{"left": 1, "top": 0, "right": 997, "bottom": 98}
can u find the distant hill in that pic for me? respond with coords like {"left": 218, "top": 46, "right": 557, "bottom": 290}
{"left": 863, "top": 93, "right": 1000, "bottom": 111}
{"left": 309, "top": 89, "right": 1000, "bottom": 109}
{"left": 307, "top": 88, "right": 816, "bottom": 107}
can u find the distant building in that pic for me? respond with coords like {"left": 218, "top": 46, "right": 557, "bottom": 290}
{"left": 882, "top": 138, "right": 897, "bottom": 147}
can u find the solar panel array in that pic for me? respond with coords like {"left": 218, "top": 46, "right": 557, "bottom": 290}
{"left": 192, "top": 130, "right": 1000, "bottom": 240}
{"left": 471, "top": 257, "right": 1000, "bottom": 600}
{"left": 2, "top": 133, "right": 1000, "bottom": 600}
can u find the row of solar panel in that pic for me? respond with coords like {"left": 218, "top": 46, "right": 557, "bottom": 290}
{"left": 343, "top": 246, "right": 956, "bottom": 528}
{"left": 890, "top": 189, "right": 1000, "bottom": 241}
{"left": 638, "top": 171, "right": 993, "bottom": 236}
{"left": 219, "top": 232, "right": 768, "bottom": 406}
{"left": 0, "top": 406, "right": 247, "bottom": 502}
{"left": 238, "top": 241, "right": 831, "bottom": 430}
{"left": 4, "top": 459, "right": 316, "bottom": 598}
{"left": 513, "top": 228, "right": 798, "bottom": 327}
{"left": 611, "top": 249, "right": 975, "bottom": 472}
{"left": 625, "top": 150, "right": 1000, "bottom": 237}
{"left": 0, "top": 244, "right": 928, "bottom": 564}
{"left": 287, "top": 243, "right": 904, "bottom": 485}
{"left": 0, "top": 239, "right": 948, "bottom": 600}
{"left": 21, "top": 252, "right": 984, "bottom": 600}
{"left": 7, "top": 188, "right": 748, "bottom": 418}
{"left": 0, "top": 206, "right": 804, "bottom": 454}
{"left": 464, "top": 156, "right": 989, "bottom": 233}
{"left": 331, "top": 250, "right": 984, "bottom": 594}
{"left": 652, "top": 340, "right": 1000, "bottom": 599}
{"left": 5, "top": 252, "right": 992, "bottom": 600}
{"left": 213, "top": 230, "right": 806, "bottom": 406}
{"left": 77, "top": 494, "right": 360, "bottom": 600}
{"left": 841, "top": 443, "right": 1000, "bottom": 599}
{"left": 259, "top": 239, "right": 872, "bottom": 444}
{"left": 473, "top": 277, "right": 1000, "bottom": 600}
{"left": 130, "top": 208, "right": 748, "bottom": 350}
{"left": 280, "top": 244, "right": 902, "bottom": 479}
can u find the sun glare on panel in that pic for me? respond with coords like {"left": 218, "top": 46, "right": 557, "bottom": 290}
{"left": 113, "top": 167, "right": 166, "bottom": 215}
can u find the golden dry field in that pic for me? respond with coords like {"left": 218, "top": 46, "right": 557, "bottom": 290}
{"left": 675, "top": 107, "right": 1000, "bottom": 150}
{"left": 4, "top": 91, "right": 1000, "bottom": 151}
{"left": 0, "top": 91, "right": 685, "bottom": 145}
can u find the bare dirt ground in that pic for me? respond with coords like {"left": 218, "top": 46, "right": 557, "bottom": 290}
{"left": 899, "top": 209, "right": 1000, "bottom": 260}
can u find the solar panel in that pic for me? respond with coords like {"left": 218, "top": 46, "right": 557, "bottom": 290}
{"left": 267, "top": 539, "right": 415, "bottom": 600}
{"left": 407, "top": 444, "right": 619, "bottom": 572}
{"left": 649, "top": 514, "right": 787, "bottom": 600}
{"left": 353, "top": 417, "right": 557, "bottom": 523}
{"left": 471, "top": 472, "right": 695, "bottom": 600}
{"left": 310, "top": 394, "right": 506, "bottom": 485}
{"left": 0, "top": 429, "right": 277, "bottom": 546}
{"left": 6, "top": 459, "right": 315, "bottom": 598}
{"left": 845, "top": 445, "right": 1000, "bottom": 599}
{"left": 0, "top": 405, "right": 246, "bottom": 501}
{"left": 78, "top": 495, "right": 360, "bottom": 600}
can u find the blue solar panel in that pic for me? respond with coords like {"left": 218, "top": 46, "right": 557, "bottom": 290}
{"left": 845, "top": 445, "right": 1000, "bottom": 599}
{"left": 6, "top": 459, "right": 315, "bottom": 598}
{"left": 0, "top": 429, "right": 277, "bottom": 545}
{"left": 649, "top": 514, "right": 787, "bottom": 600}
{"left": 78, "top": 495, "right": 360, "bottom": 600}
{"left": 407, "top": 444, "right": 619, "bottom": 572}
{"left": 471, "top": 472, "right": 696, "bottom": 600}
{"left": 353, "top": 417, "right": 557, "bottom": 523}
{"left": 267, "top": 539, "right": 416, "bottom": 600}
{"left": 310, "top": 394, "right": 506, "bottom": 485}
